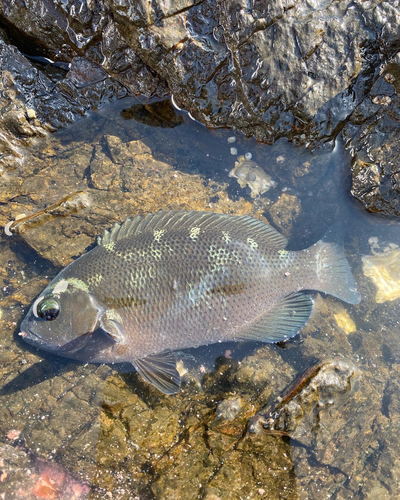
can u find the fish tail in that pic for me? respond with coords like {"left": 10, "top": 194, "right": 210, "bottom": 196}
{"left": 309, "top": 225, "right": 360, "bottom": 305}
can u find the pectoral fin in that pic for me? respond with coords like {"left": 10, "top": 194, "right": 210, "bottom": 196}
{"left": 132, "top": 352, "right": 181, "bottom": 394}
{"left": 236, "top": 292, "right": 313, "bottom": 343}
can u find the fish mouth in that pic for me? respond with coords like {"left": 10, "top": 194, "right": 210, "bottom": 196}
{"left": 19, "top": 327, "right": 61, "bottom": 350}
{"left": 19, "top": 328, "right": 91, "bottom": 354}
{"left": 19, "top": 328, "right": 43, "bottom": 342}
{"left": 56, "top": 332, "right": 92, "bottom": 353}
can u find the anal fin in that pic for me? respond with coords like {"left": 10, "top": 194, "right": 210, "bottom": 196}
{"left": 237, "top": 292, "right": 313, "bottom": 343}
{"left": 132, "top": 352, "right": 181, "bottom": 394}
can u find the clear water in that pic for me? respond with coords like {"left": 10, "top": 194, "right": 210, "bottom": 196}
{"left": 0, "top": 96, "right": 399, "bottom": 499}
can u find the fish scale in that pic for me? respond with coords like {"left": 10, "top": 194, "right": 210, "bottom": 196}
{"left": 20, "top": 211, "right": 360, "bottom": 394}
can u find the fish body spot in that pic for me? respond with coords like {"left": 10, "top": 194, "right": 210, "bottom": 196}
{"left": 222, "top": 231, "right": 231, "bottom": 243}
{"left": 88, "top": 274, "right": 103, "bottom": 287}
{"left": 278, "top": 249, "right": 289, "bottom": 262}
{"left": 189, "top": 227, "right": 201, "bottom": 240}
{"left": 247, "top": 237, "right": 258, "bottom": 250}
{"left": 103, "top": 242, "right": 116, "bottom": 252}
{"left": 67, "top": 278, "right": 89, "bottom": 293}
{"left": 52, "top": 279, "right": 69, "bottom": 295}
{"left": 154, "top": 229, "right": 166, "bottom": 242}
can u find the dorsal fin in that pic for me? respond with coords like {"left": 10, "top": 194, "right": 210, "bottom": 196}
{"left": 98, "top": 211, "right": 287, "bottom": 249}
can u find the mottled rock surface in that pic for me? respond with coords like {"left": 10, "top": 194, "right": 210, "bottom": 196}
{"left": 344, "top": 59, "right": 400, "bottom": 216}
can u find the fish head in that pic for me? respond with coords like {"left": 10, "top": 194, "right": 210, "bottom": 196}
{"left": 19, "top": 277, "right": 104, "bottom": 355}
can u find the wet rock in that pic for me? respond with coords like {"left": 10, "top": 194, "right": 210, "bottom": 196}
{"left": 250, "top": 359, "right": 360, "bottom": 441}
{"left": 56, "top": 57, "right": 132, "bottom": 112}
{"left": 0, "top": 31, "right": 167, "bottom": 181}
{"left": 0, "top": 0, "right": 397, "bottom": 147}
{"left": 344, "top": 60, "right": 400, "bottom": 216}
{"left": 110, "top": 0, "right": 389, "bottom": 144}
{"left": 0, "top": 31, "right": 85, "bottom": 137}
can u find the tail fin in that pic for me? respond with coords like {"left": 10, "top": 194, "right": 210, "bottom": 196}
{"left": 310, "top": 225, "right": 360, "bottom": 305}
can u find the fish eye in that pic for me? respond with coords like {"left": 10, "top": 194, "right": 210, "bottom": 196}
{"left": 37, "top": 297, "right": 60, "bottom": 321}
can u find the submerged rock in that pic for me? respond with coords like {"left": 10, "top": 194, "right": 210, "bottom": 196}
{"left": 333, "top": 308, "right": 357, "bottom": 334}
{"left": 1, "top": 103, "right": 267, "bottom": 266}
{"left": 216, "top": 396, "right": 243, "bottom": 421}
{"left": 362, "top": 247, "right": 400, "bottom": 303}
{"left": 250, "top": 359, "right": 360, "bottom": 439}
{"left": 267, "top": 193, "right": 302, "bottom": 238}
{"left": 229, "top": 155, "right": 275, "bottom": 198}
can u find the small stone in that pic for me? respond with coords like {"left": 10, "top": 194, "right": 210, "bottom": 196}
{"left": 216, "top": 397, "right": 243, "bottom": 421}
{"left": 229, "top": 156, "right": 275, "bottom": 198}
{"left": 385, "top": 73, "right": 396, "bottom": 84}
{"left": 7, "top": 429, "right": 21, "bottom": 440}
{"left": 227, "top": 136, "right": 236, "bottom": 144}
{"left": 26, "top": 109, "right": 37, "bottom": 120}
{"left": 372, "top": 95, "right": 391, "bottom": 106}
{"left": 230, "top": 147, "right": 238, "bottom": 155}
{"left": 244, "top": 152, "right": 252, "bottom": 160}
{"left": 333, "top": 309, "right": 356, "bottom": 334}
{"left": 362, "top": 248, "right": 400, "bottom": 303}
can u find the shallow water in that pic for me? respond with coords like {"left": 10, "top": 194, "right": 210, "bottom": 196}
{"left": 1, "top": 96, "right": 400, "bottom": 499}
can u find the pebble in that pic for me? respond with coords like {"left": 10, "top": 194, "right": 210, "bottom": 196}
{"left": 227, "top": 136, "right": 236, "bottom": 144}
{"left": 26, "top": 109, "right": 37, "bottom": 120}
{"left": 230, "top": 147, "right": 238, "bottom": 155}
{"left": 244, "top": 152, "right": 252, "bottom": 160}
{"left": 216, "top": 396, "right": 243, "bottom": 421}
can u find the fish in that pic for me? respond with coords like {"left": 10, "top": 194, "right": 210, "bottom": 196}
{"left": 19, "top": 211, "right": 360, "bottom": 394}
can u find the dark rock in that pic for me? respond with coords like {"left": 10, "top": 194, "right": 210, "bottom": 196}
{"left": 344, "top": 60, "right": 400, "bottom": 216}
{"left": 0, "top": 0, "right": 399, "bottom": 146}
{"left": 0, "top": 30, "right": 85, "bottom": 133}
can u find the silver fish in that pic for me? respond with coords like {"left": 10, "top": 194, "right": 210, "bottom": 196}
{"left": 19, "top": 211, "right": 360, "bottom": 394}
